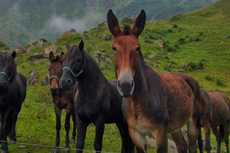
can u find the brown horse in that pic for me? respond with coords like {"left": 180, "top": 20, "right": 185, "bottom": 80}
{"left": 48, "top": 51, "right": 77, "bottom": 152}
{"left": 0, "top": 51, "right": 27, "bottom": 152}
{"left": 107, "top": 10, "right": 194, "bottom": 153}
{"left": 170, "top": 72, "right": 212, "bottom": 152}
{"left": 199, "top": 89, "right": 229, "bottom": 153}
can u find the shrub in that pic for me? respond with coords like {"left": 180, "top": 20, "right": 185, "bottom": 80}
{"left": 216, "top": 78, "right": 224, "bottom": 86}
{"left": 188, "top": 61, "right": 198, "bottom": 70}
{"left": 205, "top": 75, "right": 212, "bottom": 81}
{"left": 167, "top": 29, "right": 173, "bottom": 33}
{"left": 197, "top": 60, "right": 204, "bottom": 69}
{"left": 195, "top": 38, "right": 200, "bottom": 41}
{"left": 178, "top": 38, "right": 185, "bottom": 44}
{"left": 167, "top": 47, "right": 175, "bottom": 52}
{"left": 172, "top": 24, "right": 178, "bottom": 28}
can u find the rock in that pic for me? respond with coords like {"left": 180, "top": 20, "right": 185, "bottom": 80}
{"left": 43, "top": 44, "right": 57, "bottom": 54}
{"left": 36, "top": 39, "right": 49, "bottom": 47}
{"left": 28, "top": 69, "right": 38, "bottom": 85}
{"left": 98, "top": 21, "right": 107, "bottom": 26}
{"left": 148, "top": 53, "right": 156, "bottom": 59}
{"left": 61, "top": 28, "right": 77, "bottom": 36}
{"left": 102, "top": 34, "right": 111, "bottom": 41}
{"left": 40, "top": 79, "right": 48, "bottom": 86}
{"left": 146, "top": 136, "right": 177, "bottom": 153}
{"left": 28, "top": 53, "right": 49, "bottom": 60}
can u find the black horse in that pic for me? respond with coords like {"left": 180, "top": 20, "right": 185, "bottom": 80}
{"left": 60, "top": 41, "right": 134, "bottom": 153}
{"left": 0, "top": 51, "right": 27, "bottom": 152}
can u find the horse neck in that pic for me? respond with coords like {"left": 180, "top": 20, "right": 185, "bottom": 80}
{"left": 76, "top": 52, "right": 107, "bottom": 90}
{"left": 132, "top": 55, "right": 161, "bottom": 99}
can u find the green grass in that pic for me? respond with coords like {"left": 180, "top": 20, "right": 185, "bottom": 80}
{"left": 2, "top": 0, "right": 230, "bottom": 152}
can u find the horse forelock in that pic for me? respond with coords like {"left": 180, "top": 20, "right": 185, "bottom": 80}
{"left": 122, "top": 25, "right": 131, "bottom": 35}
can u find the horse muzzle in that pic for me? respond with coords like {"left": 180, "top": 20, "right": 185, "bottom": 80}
{"left": 117, "top": 80, "right": 135, "bottom": 97}
{"left": 50, "top": 87, "right": 59, "bottom": 96}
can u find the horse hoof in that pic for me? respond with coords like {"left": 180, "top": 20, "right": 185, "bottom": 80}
{"left": 64, "top": 147, "right": 70, "bottom": 153}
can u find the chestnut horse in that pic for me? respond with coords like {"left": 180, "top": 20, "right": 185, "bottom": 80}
{"left": 60, "top": 41, "right": 134, "bottom": 153}
{"left": 170, "top": 72, "right": 212, "bottom": 152}
{"left": 107, "top": 10, "right": 195, "bottom": 152}
{"left": 198, "top": 89, "right": 229, "bottom": 153}
{"left": 48, "top": 52, "right": 77, "bottom": 152}
{"left": 0, "top": 51, "right": 27, "bottom": 152}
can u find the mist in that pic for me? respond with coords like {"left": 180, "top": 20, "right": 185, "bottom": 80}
{"left": 40, "top": 13, "right": 105, "bottom": 35}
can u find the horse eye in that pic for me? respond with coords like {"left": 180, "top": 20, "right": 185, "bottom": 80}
{"left": 112, "top": 47, "right": 116, "bottom": 52}
{"left": 136, "top": 46, "right": 140, "bottom": 52}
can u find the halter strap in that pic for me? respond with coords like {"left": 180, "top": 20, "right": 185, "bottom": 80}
{"left": 49, "top": 75, "right": 60, "bottom": 82}
{"left": 0, "top": 72, "right": 12, "bottom": 81}
{"left": 62, "top": 67, "right": 83, "bottom": 78}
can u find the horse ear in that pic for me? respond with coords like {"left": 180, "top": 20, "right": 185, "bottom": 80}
{"left": 11, "top": 51, "right": 16, "bottom": 59}
{"left": 107, "top": 9, "right": 121, "bottom": 38}
{"left": 59, "top": 52, "right": 64, "bottom": 61}
{"left": 131, "top": 10, "right": 146, "bottom": 38}
{"left": 79, "top": 40, "right": 84, "bottom": 51}
{"left": 66, "top": 42, "right": 71, "bottom": 50}
{"left": 49, "top": 51, "right": 54, "bottom": 62}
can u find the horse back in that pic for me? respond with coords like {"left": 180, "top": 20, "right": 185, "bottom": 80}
{"left": 159, "top": 72, "right": 194, "bottom": 132}
{"left": 207, "top": 91, "right": 230, "bottom": 126}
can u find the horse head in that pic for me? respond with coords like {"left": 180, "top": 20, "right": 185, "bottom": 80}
{"left": 60, "top": 41, "right": 84, "bottom": 90}
{"left": 48, "top": 51, "right": 64, "bottom": 95}
{"left": 107, "top": 9, "right": 146, "bottom": 97}
{"left": 0, "top": 51, "right": 16, "bottom": 92}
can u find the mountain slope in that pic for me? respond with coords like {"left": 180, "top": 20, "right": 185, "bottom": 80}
{"left": 0, "top": 0, "right": 218, "bottom": 49}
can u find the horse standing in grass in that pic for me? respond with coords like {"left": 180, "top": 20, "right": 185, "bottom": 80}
{"left": 48, "top": 51, "right": 77, "bottom": 152}
{"left": 198, "top": 89, "right": 229, "bottom": 153}
{"left": 0, "top": 51, "right": 27, "bottom": 152}
{"left": 107, "top": 9, "right": 195, "bottom": 153}
{"left": 60, "top": 41, "right": 134, "bottom": 153}
{"left": 170, "top": 72, "right": 212, "bottom": 152}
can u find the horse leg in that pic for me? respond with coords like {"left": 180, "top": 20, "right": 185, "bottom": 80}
{"left": 53, "top": 106, "right": 61, "bottom": 153}
{"left": 203, "top": 124, "right": 211, "bottom": 153}
{"left": 223, "top": 121, "right": 229, "bottom": 153}
{"left": 170, "top": 129, "right": 187, "bottom": 153}
{"left": 1, "top": 108, "right": 13, "bottom": 151}
{"left": 93, "top": 116, "right": 105, "bottom": 152}
{"left": 71, "top": 110, "right": 76, "bottom": 141}
{"left": 187, "top": 118, "right": 198, "bottom": 153}
{"left": 128, "top": 127, "right": 146, "bottom": 153}
{"left": 64, "top": 110, "right": 71, "bottom": 152}
{"left": 10, "top": 105, "right": 22, "bottom": 142}
{"left": 197, "top": 126, "right": 203, "bottom": 153}
{"left": 115, "top": 121, "right": 134, "bottom": 153}
{"left": 212, "top": 126, "right": 221, "bottom": 153}
{"left": 76, "top": 115, "right": 89, "bottom": 153}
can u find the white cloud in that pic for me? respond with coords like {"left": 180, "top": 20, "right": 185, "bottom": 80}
{"left": 40, "top": 12, "right": 105, "bottom": 35}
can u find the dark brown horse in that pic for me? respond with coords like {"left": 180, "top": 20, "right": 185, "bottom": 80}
{"left": 170, "top": 72, "right": 212, "bottom": 152}
{"left": 48, "top": 51, "right": 77, "bottom": 152}
{"left": 60, "top": 41, "right": 134, "bottom": 153}
{"left": 0, "top": 51, "right": 27, "bottom": 152}
{"left": 198, "top": 89, "right": 229, "bottom": 153}
{"left": 107, "top": 10, "right": 194, "bottom": 153}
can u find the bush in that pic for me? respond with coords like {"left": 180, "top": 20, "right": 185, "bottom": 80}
{"left": 195, "top": 38, "right": 200, "bottom": 41}
{"left": 167, "top": 47, "right": 175, "bottom": 52}
{"left": 167, "top": 29, "right": 173, "bottom": 33}
{"left": 178, "top": 38, "right": 185, "bottom": 44}
{"left": 188, "top": 61, "right": 198, "bottom": 70}
{"left": 216, "top": 79, "right": 224, "bottom": 86}
{"left": 172, "top": 24, "right": 178, "bottom": 28}
{"left": 205, "top": 75, "right": 212, "bottom": 81}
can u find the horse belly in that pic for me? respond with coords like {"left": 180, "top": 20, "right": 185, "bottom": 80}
{"left": 166, "top": 81, "right": 194, "bottom": 132}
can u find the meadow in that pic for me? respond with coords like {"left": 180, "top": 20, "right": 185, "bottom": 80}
{"left": 3, "top": 0, "right": 230, "bottom": 152}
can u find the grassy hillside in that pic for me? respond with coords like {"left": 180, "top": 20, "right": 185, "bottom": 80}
{"left": 3, "top": 0, "right": 230, "bottom": 152}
